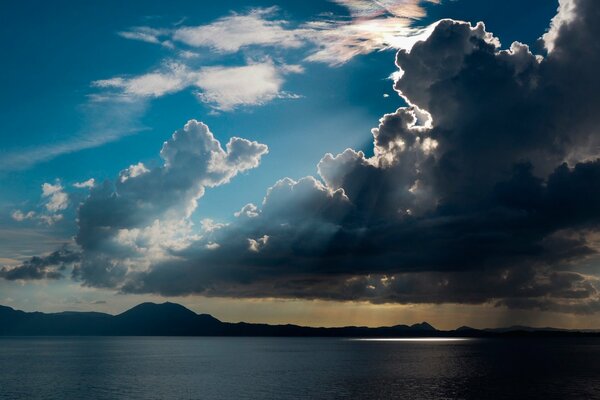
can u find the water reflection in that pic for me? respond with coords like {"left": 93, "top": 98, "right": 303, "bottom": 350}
{"left": 350, "top": 338, "right": 471, "bottom": 342}
{"left": 1, "top": 337, "right": 599, "bottom": 399}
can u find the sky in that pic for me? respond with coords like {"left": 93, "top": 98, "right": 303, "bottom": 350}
{"left": 2, "top": 0, "right": 600, "bottom": 330}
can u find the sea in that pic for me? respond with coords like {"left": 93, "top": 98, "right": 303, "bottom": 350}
{"left": 1, "top": 337, "right": 599, "bottom": 399}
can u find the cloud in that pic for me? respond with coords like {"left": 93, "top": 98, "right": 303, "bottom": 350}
{"left": 194, "top": 62, "right": 303, "bottom": 111}
{"left": 11, "top": 210, "right": 35, "bottom": 222}
{"left": 20, "top": 0, "right": 600, "bottom": 314}
{"left": 39, "top": 214, "right": 64, "bottom": 226}
{"left": 95, "top": 2, "right": 439, "bottom": 112}
{"left": 543, "top": 0, "right": 577, "bottom": 53}
{"left": 303, "top": 1, "right": 438, "bottom": 65}
{"left": 11, "top": 182, "right": 69, "bottom": 226}
{"left": 0, "top": 98, "right": 148, "bottom": 171}
{"left": 334, "top": 0, "right": 438, "bottom": 19}
{"left": 112, "top": 0, "right": 600, "bottom": 313}
{"left": 118, "top": 27, "right": 173, "bottom": 48}
{"left": 94, "top": 61, "right": 301, "bottom": 111}
{"left": 93, "top": 63, "right": 190, "bottom": 97}
{"left": 69, "top": 120, "right": 267, "bottom": 286}
{"left": 172, "top": 7, "right": 305, "bottom": 53}
{"left": 119, "top": 3, "right": 436, "bottom": 66}
{"left": 42, "top": 182, "right": 69, "bottom": 212}
{"left": 73, "top": 178, "right": 95, "bottom": 189}
{"left": 0, "top": 248, "right": 79, "bottom": 281}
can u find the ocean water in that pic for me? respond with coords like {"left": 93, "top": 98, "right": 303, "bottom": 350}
{"left": 1, "top": 337, "right": 599, "bottom": 400}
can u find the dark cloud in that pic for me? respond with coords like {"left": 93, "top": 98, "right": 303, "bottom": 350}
{"left": 75, "top": 120, "right": 268, "bottom": 253}
{"left": 68, "top": 120, "right": 267, "bottom": 288}
{"left": 14, "top": 0, "right": 600, "bottom": 314}
{"left": 121, "top": 0, "right": 600, "bottom": 312}
{"left": 0, "top": 248, "right": 80, "bottom": 281}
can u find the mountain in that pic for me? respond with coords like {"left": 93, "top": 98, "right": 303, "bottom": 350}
{"left": 0, "top": 302, "right": 598, "bottom": 337}
{"left": 113, "top": 302, "right": 223, "bottom": 335}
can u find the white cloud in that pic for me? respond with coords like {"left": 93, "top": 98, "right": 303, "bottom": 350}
{"left": 248, "top": 235, "right": 269, "bottom": 252}
{"left": 10, "top": 183, "right": 70, "bottom": 226}
{"left": 95, "top": 61, "right": 302, "bottom": 111}
{"left": 303, "top": 14, "right": 436, "bottom": 65}
{"left": 93, "top": 63, "right": 190, "bottom": 97}
{"left": 42, "top": 182, "right": 69, "bottom": 212}
{"left": 11, "top": 210, "right": 36, "bottom": 222}
{"left": 92, "top": 2, "right": 438, "bottom": 115}
{"left": 333, "top": 0, "right": 438, "bottom": 19}
{"left": 115, "top": 2, "right": 437, "bottom": 68}
{"left": 73, "top": 178, "right": 95, "bottom": 189}
{"left": 120, "top": 162, "right": 150, "bottom": 182}
{"left": 543, "top": 0, "right": 577, "bottom": 52}
{"left": 194, "top": 62, "right": 302, "bottom": 111}
{"left": 118, "top": 27, "right": 173, "bottom": 48}
{"left": 172, "top": 7, "right": 305, "bottom": 53}
{"left": 235, "top": 203, "right": 259, "bottom": 218}
{"left": 39, "top": 214, "right": 64, "bottom": 226}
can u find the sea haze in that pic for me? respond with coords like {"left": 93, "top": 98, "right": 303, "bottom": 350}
{"left": 1, "top": 337, "right": 599, "bottom": 400}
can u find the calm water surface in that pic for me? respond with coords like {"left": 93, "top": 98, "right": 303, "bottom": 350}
{"left": 1, "top": 337, "right": 599, "bottom": 399}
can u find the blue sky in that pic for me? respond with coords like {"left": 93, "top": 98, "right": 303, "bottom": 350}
{"left": 0, "top": 0, "right": 554, "bottom": 240}
{"left": 5, "top": 0, "right": 600, "bottom": 329}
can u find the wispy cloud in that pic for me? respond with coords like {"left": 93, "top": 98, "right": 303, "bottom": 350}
{"left": 0, "top": 127, "right": 144, "bottom": 172}
{"left": 172, "top": 7, "right": 305, "bottom": 53}
{"left": 93, "top": 62, "right": 189, "bottom": 97}
{"left": 118, "top": 2, "right": 437, "bottom": 65}
{"left": 0, "top": 99, "right": 148, "bottom": 172}
{"left": 95, "top": 1, "right": 436, "bottom": 110}
{"left": 93, "top": 60, "right": 302, "bottom": 111}
{"left": 333, "top": 0, "right": 438, "bottom": 19}
{"left": 118, "top": 26, "right": 173, "bottom": 48}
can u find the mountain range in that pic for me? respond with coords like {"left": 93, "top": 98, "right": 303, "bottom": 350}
{"left": 1, "top": 302, "right": 598, "bottom": 337}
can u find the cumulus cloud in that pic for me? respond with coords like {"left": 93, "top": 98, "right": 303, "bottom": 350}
{"left": 113, "top": 0, "right": 600, "bottom": 313}
{"left": 41, "top": 182, "right": 69, "bottom": 212}
{"left": 68, "top": 120, "right": 267, "bottom": 286}
{"left": 11, "top": 182, "right": 69, "bottom": 226}
{"left": 543, "top": 0, "right": 578, "bottom": 53}
{"left": 16, "top": 0, "right": 600, "bottom": 315}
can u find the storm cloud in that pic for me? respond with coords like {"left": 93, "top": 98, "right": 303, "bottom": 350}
{"left": 8, "top": 0, "right": 600, "bottom": 314}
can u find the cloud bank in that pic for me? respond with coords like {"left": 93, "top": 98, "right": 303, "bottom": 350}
{"left": 9, "top": 0, "right": 600, "bottom": 314}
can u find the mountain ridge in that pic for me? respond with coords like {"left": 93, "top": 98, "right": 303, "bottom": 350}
{"left": 1, "top": 302, "right": 598, "bottom": 337}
